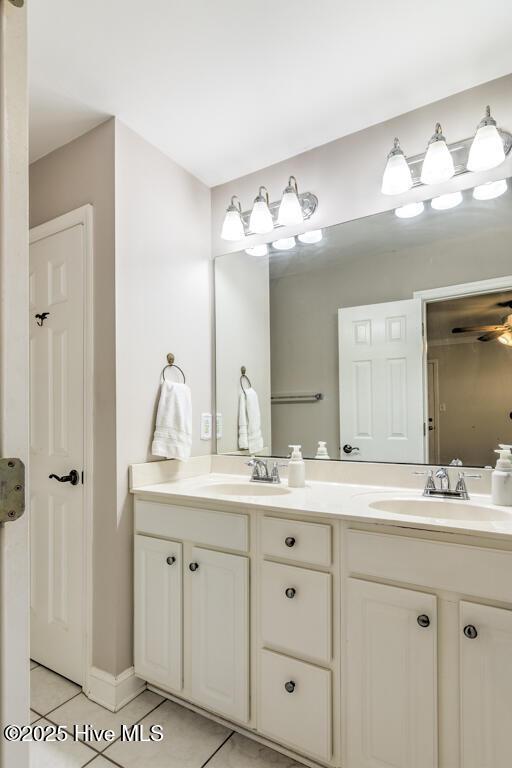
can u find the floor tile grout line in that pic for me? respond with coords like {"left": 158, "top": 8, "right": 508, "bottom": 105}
{"left": 101, "top": 696, "right": 168, "bottom": 755}
{"left": 199, "top": 730, "right": 234, "bottom": 768}
{"left": 38, "top": 689, "right": 84, "bottom": 720}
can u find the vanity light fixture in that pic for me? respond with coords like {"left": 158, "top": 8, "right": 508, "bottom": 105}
{"left": 472, "top": 178, "right": 508, "bottom": 201}
{"left": 394, "top": 202, "right": 424, "bottom": 219}
{"left": 381, "top": 138, "right": 413, "bottom": 195}
{"left": 431, "top": 191, "right": 463, "bottom": 211}
{"left": 245, "top": 244, "right": 269, "bottom": 257}
{"left": 221, "top": 196, "right": 245, "bottom": 241}
{"left": 277, "top": 176, "right": 304, "bottom": 226}
{"left": 272, "top": 237, "right": 296, "bottom": 250}
{"left": 249, "top": 186, "right": 274, "bottom": 234}
{"left": 420, "top": 123, "right": 455, "bottom": 185}
{"left": 298, "top": 229, "right": 323, "bottom": 244}
{"left": 467, "top": 106, "right": 506, "bottom": 172}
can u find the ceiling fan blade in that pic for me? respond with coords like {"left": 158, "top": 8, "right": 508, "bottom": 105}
{"left": 452, "top": 325, "right": 505, "bottom": 334}
{"left": 478, "top": 330, "right": 506, "bottom": 342}
{"left": 496, "top": 300, "right": 512, "bottom": 308}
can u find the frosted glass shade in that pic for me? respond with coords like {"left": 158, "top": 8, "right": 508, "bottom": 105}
{"left": 272, "top": 237, "right": 296, "bottom": 250}
{"left": 221, "top": 208, "right": 245, "bottom": 241}
{"left": 472, "top": 179, "right": 508, "bottom": 200}
{"left": 298, "top": 229, "right": 323, "bottom": 244}
{"left": 395, "top": 202, "right": 424, "bottom": 219}
{"left": 498, "top": 331, "right": 512, "bottom": 347}
{"left": 278, "top": 190, "right": 304, "bottom": 226}
{"left": 420, "top": 139, "right": 455, "bottom": 185}
{"left": 431, "top": 191, "right": 463, "bottom": 210}
{"left": 245, "top": 244, "right": 268, "bottom": 256}
{"left": 381, "top": 152, "right": 412, "bottom": 195}
{"left": 467, "top": 124, "right": 505, "bottom": 172}
{"left": 249, "top": 199, "right": 274, "bottom": 234}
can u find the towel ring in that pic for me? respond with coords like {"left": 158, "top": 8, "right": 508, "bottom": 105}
{"left": 240, "top": 365, "right": 252, "bottom": 395}
{"left": 161, "top": 353, "right": 186, "bottom": 384}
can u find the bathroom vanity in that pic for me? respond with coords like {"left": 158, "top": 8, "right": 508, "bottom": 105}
{"left": 131, "top": 458, "right": 512, "bottom": 768}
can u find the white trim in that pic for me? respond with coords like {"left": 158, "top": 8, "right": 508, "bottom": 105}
{"left": 86, "top": 667, "right": 146, "bottom": 713}
{"left": 414, "top": 275, "right": 512, "bottom": 303}
{"left": 29, "top": 205, "right": 94, "bottom": 692}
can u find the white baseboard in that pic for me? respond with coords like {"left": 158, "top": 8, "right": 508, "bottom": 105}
{"left": 85, "top": 666, "right": 146, "bottom": 712}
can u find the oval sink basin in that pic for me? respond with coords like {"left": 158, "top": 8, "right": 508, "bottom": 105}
{"left": 370, "top": 498, "right": 511, "bottom": 522}
{"left": 195, "top": 482, "right": 291, "bottom": 497}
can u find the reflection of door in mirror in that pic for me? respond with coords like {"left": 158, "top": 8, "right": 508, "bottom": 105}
{"left": 427, "top": 360, "right": 440, "bottom": 465}
{"left": 338, "top": 298, "right": 425, "bottom": 463}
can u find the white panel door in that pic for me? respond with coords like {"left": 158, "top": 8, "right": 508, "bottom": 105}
{"left": 134, "top": 535, "right": 182, "bottom": 691}
{"left": 338, "top": 299, "right": 425, "bottom": 462}
{"left": 189, "top": 546, "right": 249, "bottom": 722}
{"left": 460, "top": 601, "right": 512, "bottom": 768}
{"left": 30, "top": 224, "right": 85, "bottom": 684}
{"left": 346, "top": 578, "right": 437, "bottom": 768}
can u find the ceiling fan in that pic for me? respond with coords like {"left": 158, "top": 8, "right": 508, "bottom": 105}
{"left": 451, "top": 300, "right": 512, "bottom": 345}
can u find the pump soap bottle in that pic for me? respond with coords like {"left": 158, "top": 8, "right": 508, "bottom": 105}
{"left": 492, "top": 447, "right": 512, "bottom": 506}
{"left": 288, "top": 445, "right": 306, "bottom": 488}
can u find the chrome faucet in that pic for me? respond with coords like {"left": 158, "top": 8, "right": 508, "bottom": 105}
{"left": 247, "top": 457, "right": 284, "bottom": 484}
{"left": 415, "top": 466, "right": 481, "bottom": 500}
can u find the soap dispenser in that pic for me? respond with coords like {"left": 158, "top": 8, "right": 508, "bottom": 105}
{"left": 492, "top": 448, "right": 512, "bottom": 506}
{"left": 288, "top": 445, "right": 306, "bottom": 488}
{"left": 315, "top": 441, "right": 330, "bottom": 460}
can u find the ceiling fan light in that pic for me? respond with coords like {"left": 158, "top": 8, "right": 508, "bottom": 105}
{"left": 467, "top": 106, "right": 505, "bottom": 172}
{"left": 395, "top": 201, "right": 424, "bottom": 219}
{"left": 221, "top": 196, "right": 245, "bottom": 241}
{"left": 249, "top": 186, "right": 274, "bottom": 234}
{"left": 245, "top": 244, "right": 268, "bottom": 257}
{"left": 431, "top": 191, "right": 463, "bottom": 211}
{"left": 278, "top": 176, "right": 304, "bottom": 226}
{"left": 298, "top": 229, "right": 323, "bottom": 244}
{"left": 272, "top": 237, "right": 296, "bottom": 251}
{"left": 381, "top": 138, "right": 413, "bottom": 195}
{"left": 472, "top": 178, "right": 508, "bottom": 201}
{"left": 420, "top": 123, "right": 455, "bottom": 185}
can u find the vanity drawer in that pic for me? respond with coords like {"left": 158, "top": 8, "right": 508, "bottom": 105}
{"left": 258, "top": 649, "right": 332, "bottom": 762}
{"left": 135, "top": 500, "right": 248, "bottom": 552}
{"left": 347, "top": 530, "right": 512, "bottom": 603}
{"left": 261, "top": 516, "right": 331, "bottom": 566}
{"left": 260, "top": 561, "right": 331, "bottom": 663}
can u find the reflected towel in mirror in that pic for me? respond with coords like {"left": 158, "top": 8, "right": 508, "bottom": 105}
{"left": 239, "top": 387, "right": 263, "bottom": 453}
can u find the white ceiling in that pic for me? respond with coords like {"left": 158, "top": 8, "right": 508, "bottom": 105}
{"left": 29, "top": 0, "right": 512, "bottom": 186}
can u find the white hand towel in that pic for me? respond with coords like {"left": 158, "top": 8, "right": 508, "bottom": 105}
{"left": 152, "top": 381, "right": 192, "bottom": 461}
{"left": 238, "top": 387, "right": 263, "bottom": 453}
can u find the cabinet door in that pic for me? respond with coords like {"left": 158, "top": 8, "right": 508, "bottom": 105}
{"left": 189, "top": 547, "right": 249, "bottom": 722}
{"left": 460, "top": 601, "right": 512, "bottom": 768}
{"left": 346, "top": 578, "right": 437, "bottom": 768}
{"left": 134, "top": 535, "right": 182, "bottom": 691}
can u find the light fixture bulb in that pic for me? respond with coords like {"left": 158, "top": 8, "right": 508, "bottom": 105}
{"left": 420, "top": 123, "right": 455, "bottom": 185}
{"left": 245, "top": 244, "right": 268, "bottom": 257}
{"left": 249, "top": 186, "right": 274, "bottom": 234}
{"left": 467, "top": 106, "right": 505, "bottom": 172}
{"left": 220, "top": 196, "right": 245, "bottom": 241}
{"left": 431, "top": 191, "right": 463, "bottom": 211}
{"left": 395, "top": 202, "right": 424, "bottom": 219}
{"left": 298, "top": 229, "right": 323, "bottom": 244}
{"left": 272, "top": 237, "right": 296, "bottom": 251}
{"left": 472, "top": 178, "right": 508, "bottom": 201}
{"left": 278, "top": 176, "right": 304, "bottom": 226}
{"left": 381, "top": 137, "right": 413, "bottom": 195}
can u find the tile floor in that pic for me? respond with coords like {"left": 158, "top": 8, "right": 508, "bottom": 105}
{"left": 29, "top": 661, "right": 305, "bottom": 768}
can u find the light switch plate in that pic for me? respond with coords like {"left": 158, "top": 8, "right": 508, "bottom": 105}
{"left": 216, "top": 412, "right": 223, "bottom": 439}
{"left": 200, "top": 413, "right": 212, "bottom": 440}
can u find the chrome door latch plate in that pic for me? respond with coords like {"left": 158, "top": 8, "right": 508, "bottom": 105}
{"left": 0, "top": 458, "right": 25, "bottom": 523}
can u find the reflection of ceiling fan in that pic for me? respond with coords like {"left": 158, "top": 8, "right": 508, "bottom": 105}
{"left": 452, "top": 301, "right": 512, "bottom": 346}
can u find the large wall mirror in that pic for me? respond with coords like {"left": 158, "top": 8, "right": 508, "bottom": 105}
{"left": 215, "top": 179, "right": 512, "bottom": 467}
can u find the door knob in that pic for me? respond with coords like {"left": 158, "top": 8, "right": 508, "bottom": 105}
{"left": 463, "top": 624, "right": 478, "bottom": 639}
{"left": 417, "top": 614, "right": 430, "bottom": 628}
{"left": 49, "top": 469, "right": 79, "bottom": 486}
{"left": 343, "top": 444, "right": 360, "bottom": 455}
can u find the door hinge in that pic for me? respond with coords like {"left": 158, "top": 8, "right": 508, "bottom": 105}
{"left": 0, "top": 458, "right": 25, "bottom": 523}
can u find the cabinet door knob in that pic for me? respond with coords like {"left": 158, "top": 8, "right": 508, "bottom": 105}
{"left": 285, "top": 587, "right": 296, "bottom": 599}
{"left": 189, "top": 562, "right": 199, "bottom": 572}
{"left": 285, "top": 536, "right": 296, "bottom": 548}
{"left": 417, "top": 614, "right": 430, "bottom": 628}
{"left": 166, "top": 556, "right": 176, "bottom": 565}
{"left": 463, "top": 624, "right": 478, "bottom": 639}
{"left": 284, "top": 680, "right": 296, "bottom": 693}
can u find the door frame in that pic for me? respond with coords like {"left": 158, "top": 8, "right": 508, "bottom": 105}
{"left": 29, "top": 204, "right": 94, "bottom": 689}
{"left": 414, "top": 275, "right": 512, "bottom": 462}
{"left": 426, "top": 359, "right": 440, "bottom": 465}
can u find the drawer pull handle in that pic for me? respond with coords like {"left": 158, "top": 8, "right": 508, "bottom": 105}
{"left": 417, "top": 614, "right": 430, "bottom": 628}
{"left": 284, "top": 680, "right": 296, "bottom": 693}
{"left": 285, "top": 587, "right": 296, "bottom": 599}
{"left": 189, "top": 562, "right": 199, "bottom": 572}
{"left": 285, "top": 536, "right": 296, "bottom": 548}
{"left": 464, "top": 624, "right": 478, "bottom": 640}
{"left": 166, "top": 556, "right": 176, "bottom": 565}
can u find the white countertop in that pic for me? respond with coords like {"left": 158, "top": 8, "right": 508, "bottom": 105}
{"left": 131, "top": 472, "right": 512, "bottom": 541}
